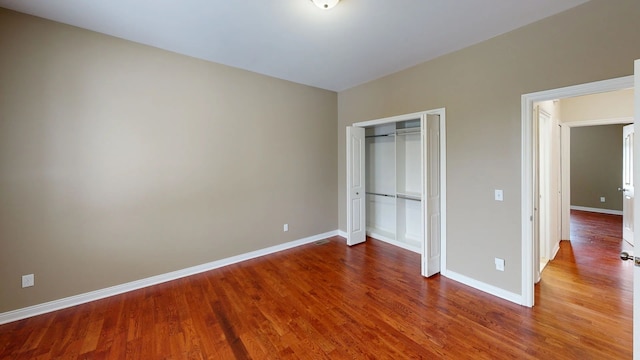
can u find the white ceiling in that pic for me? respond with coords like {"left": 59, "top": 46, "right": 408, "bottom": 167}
{"left": 0, "top": 0, "right": 590, "bottom": 91}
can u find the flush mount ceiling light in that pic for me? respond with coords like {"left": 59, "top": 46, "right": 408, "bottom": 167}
{"left": 311, "top": 0, "right": 340, "bottom": 10}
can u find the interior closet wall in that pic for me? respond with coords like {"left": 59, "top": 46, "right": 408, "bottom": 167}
{"left": 365, "top": 120, "right": 423, "bottom": 252}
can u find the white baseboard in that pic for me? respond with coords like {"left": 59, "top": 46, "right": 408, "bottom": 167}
{"left": 570, "top": 205, "right": 622, "bottom": 215}
{"left": 441, "top": 269, "right": 523, "bottom": 305}
{"left": 0, "top": 230, "right": 340, "bottom": 325}
{"left": 551, "top": 241, "right": 561, "bottom": 260}
{"left": 338, "top": 230, "right": 347, "bottom": 239}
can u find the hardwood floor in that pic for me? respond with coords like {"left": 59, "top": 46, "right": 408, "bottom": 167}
{"left": 0, "top": 210, "right": 632, "bottom": 359}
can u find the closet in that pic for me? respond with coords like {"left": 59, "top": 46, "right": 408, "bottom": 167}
{"left": 346, "top": 110, "right": 443, "bottom": 277}
{"left": 365, "top": 120, "right": 422, "bottom": 252}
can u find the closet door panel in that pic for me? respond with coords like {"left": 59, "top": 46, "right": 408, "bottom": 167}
{"left": 424, "top": 114, "right": 441, "bottom": 276}
{"left": 346, "top": 126, "right": 366, "bottom": 246}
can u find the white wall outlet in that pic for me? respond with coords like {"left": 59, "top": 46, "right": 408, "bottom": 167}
{"left": 600, "top": 196, "right": 606, "bottom": 203}
{"left": 494, "top": 189, "right": 504, "bottom": 201}
{"left": 22, "top": 274, "right": 34, "bottom": 288}
{"left": 283, "top": 224, "right": 289, "bottom": 232}
{"left": 495, "top": 258, "right": 505, "bottom": 272}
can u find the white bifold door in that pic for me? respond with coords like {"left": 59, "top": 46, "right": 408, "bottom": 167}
{"left": 346, "top": 111, "right": 443, "bottom": 277}
{"left": 346, "top": 126, "right": 366, "bottom": 246}
{"left": 423, "top": 114, "right": 441, "bottom": 277}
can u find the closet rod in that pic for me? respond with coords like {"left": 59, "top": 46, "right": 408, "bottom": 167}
{"left": 366, "top": 192, "right": 396, "bottom": 198}
{"left": 365, "top": 134, "right": 395, "bottom": 138}
{"left": 397, "top": 194, "right": 422, "bottom": 201}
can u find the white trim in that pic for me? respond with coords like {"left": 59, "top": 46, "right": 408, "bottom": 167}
{"left": 570, "top": 205, "right": 623, "bottom": 215}
{"left": 353, "top": 110, "right": 428, "bottom": 127}
{"left": 563, "top": 116, "right": 633, "bottom": 127}
{"left": 521, "top": 75, "right": 634, "bottom": 308}
{"left": 338, "top": 230, "right": 348, "bottom": 238}
{"left": 551, "top": 241, "right": 561, "bottom": 261}
{"left": 521, "top": 94, "right": 535, "bottom": 307}
{"left": 441, "top": 270, "right": 523, "bottom": 305}
{"left": 0, "top": 230, "right": 340, "bottom": 325}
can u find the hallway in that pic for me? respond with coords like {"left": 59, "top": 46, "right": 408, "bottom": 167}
{"left": 535, "top": 209, "right": 632, "bottom": 357}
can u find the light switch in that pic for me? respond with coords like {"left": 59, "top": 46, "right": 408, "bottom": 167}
{"left": 495, "top": 189, "right": 504, "bottom": 201}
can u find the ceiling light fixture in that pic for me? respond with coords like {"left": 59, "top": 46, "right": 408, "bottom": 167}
{"left": 311, "top": 0, "right": 340, "bottom": 10}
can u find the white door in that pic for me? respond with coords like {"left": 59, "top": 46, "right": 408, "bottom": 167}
{"left": 533, "top": 107, "right": 541, "bottom": 283}
{"left": 623, "top": 123, "right": 635, "bottom": 246}
{"left": 346, "top": 126, "right": 366, "bottom": 246}
{"left": 538, "top": 108, "right": 552, "bottom": 265}
{"left": 633, "top": 59, "right": 639, "bottom": 360}
{"left": 423, "top": 114, "right": 441, "bottom": 276}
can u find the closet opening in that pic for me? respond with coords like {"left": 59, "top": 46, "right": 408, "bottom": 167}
{"left": 346, "top": 109, "right": 446, "bottom": 277}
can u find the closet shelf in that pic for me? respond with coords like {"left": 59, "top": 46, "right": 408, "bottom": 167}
{"left": 395, "top": 128, "right": 421, "bottom": 136}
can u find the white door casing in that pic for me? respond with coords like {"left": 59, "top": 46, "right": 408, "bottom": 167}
{"left": 623, "top": 123, "right": 635, "bottom": 246}
{"left": 521, "top": 75, "right": 634, "bottom": 307}
{"left": 346, "top": 126, "right": 366, "bottom": 246}
{"left": 533, "top": 106, "right": 541, "bottom": 283}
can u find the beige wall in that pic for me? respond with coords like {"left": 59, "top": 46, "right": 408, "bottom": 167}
{"left": 570, "top": 125, "right": 625, "bottom": 211}
{"left": 560, "top": 89, "right": 634, "bottom": 123}
{"left": 560, "top": 89, "right": 634, "bottom": 213}
{"left": 338, "top": 0, "right": 640, "bottom": 294}
{"left": 0, "top": 9, "right": 338, "bottom": 313}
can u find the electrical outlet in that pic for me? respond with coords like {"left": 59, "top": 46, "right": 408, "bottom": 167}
{"left": 495, "top": 258, "right": 505, "bottom": 272}
{"left": 495, "top": 189, "right": 504, "bottom": 201}
{"left": 22, "top": 274, "right": 34, "bottom": 288}
{"left": 600, "top": 197, "right": 606, "bottom": 203}
{"left": 283, "top": 224, "right": 289, "bottom": 232}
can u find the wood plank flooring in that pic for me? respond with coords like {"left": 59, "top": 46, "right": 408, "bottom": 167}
{"left": 0, "top": 210, "right": 632, "bottom": 359}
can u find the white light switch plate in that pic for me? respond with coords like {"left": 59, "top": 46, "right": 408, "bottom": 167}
{"left": 495, "top": 189, "right": 504, "bottom": 201}
{"left": 22, "top": 274, "right": 34, "bottom": 288}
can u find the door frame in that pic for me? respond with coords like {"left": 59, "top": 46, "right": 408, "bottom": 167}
{"left": 521, "top": 75, "right": 634, "bottom": 307}
{"left": 350, "top": 108, "right": 447, "bottom": 277}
